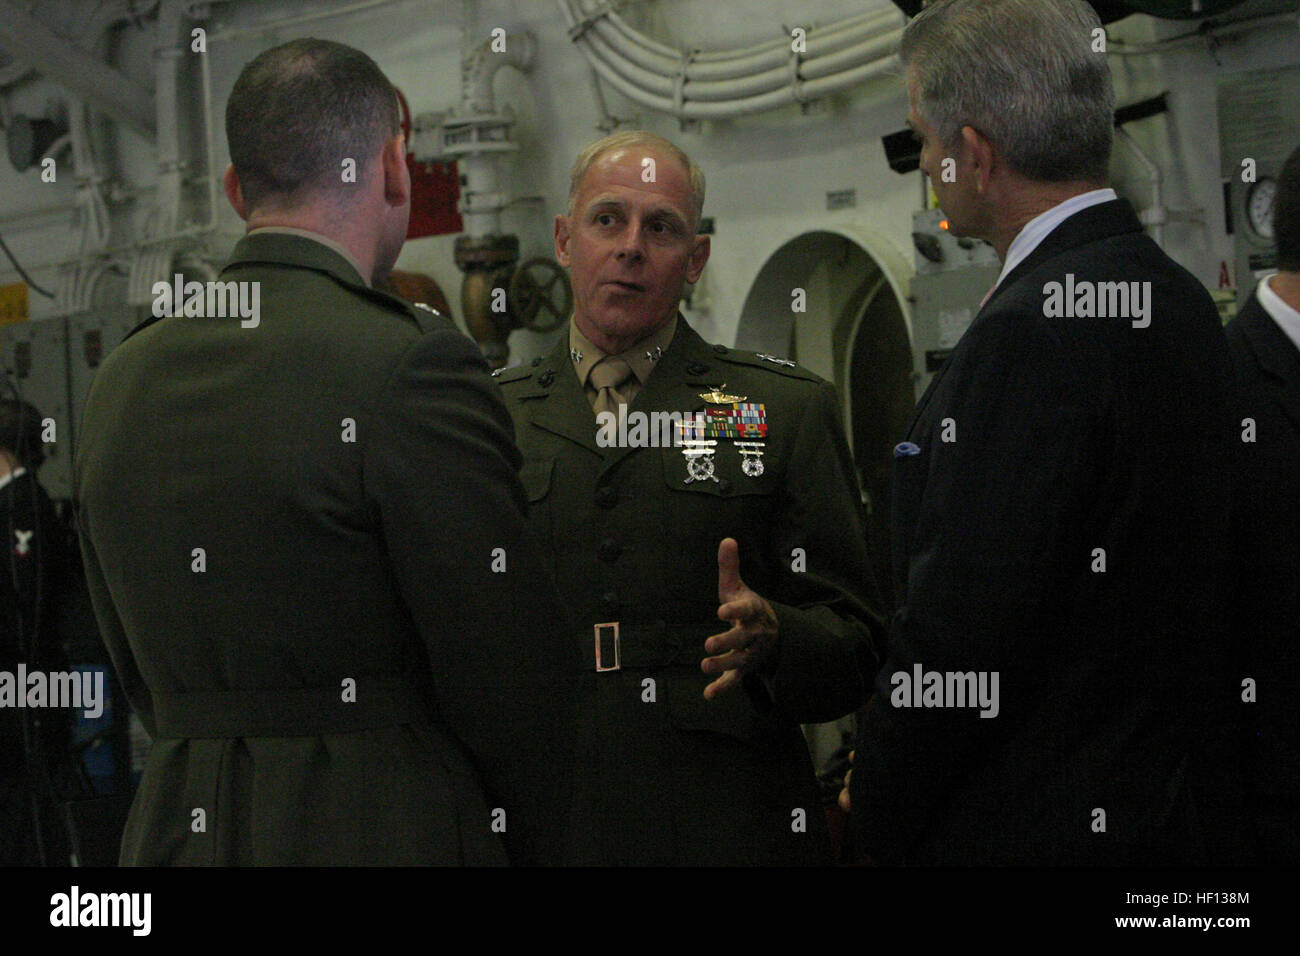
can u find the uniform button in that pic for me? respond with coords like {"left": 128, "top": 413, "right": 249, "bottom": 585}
{"left": 598, "top": 539, "right": 621, "bottom": 563}
{"left": 601, "top": 591, "right": 619, "bottom": 611}
{"left": 538, "top": 370, "right": 555, "bottom": 387}
{"left": 686, "top": 362, "right": 710, "bottom": 375}
{"left": 595, "top": 486, "right": 617, "bottom": 508}
{"left": 717, "top": 478, "right": 731, "bottom": 492}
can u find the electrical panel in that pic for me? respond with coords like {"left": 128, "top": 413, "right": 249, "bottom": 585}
{"left": 907, "top": 209, "right": 1000, "bottom": 400}
{"left": 0, "top": 317, "right": 71, "bottom": 499}
{"left": 0, "top": 306, "right": 147, "bottom": 501}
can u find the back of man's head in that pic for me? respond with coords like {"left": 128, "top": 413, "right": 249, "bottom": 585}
{"left": 225, "top": 38, "right": 400, "bottom": 215}
{"left": 1275, "top": 143, "right": 1300, "bottom": 273}
{"left": 901, "top": 0, "right": 1115, "bottom": 185}
{"left": 0, "top": 399, "right": 45, "bottom": 473}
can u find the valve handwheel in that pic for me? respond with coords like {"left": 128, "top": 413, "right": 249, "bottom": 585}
{"left": 509, "top": 257, "right": 572, "bottom": 334}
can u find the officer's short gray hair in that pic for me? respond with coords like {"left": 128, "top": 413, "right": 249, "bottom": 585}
{"left": 567, "top": 130, "right": 706, "bottom": 231}
{"left": 900, "top": 0, "right": 1115, "bottom": 185}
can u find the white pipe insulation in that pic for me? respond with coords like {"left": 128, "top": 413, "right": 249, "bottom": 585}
{"left": 458, "top": 32, "right": 536, "bottom": 238}
{"left": 558, "top": 0, "right": 905, "bottom": 120}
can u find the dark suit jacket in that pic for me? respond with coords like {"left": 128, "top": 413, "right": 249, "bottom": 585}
{"left": 852, "top": 198, "right": 1245, "bottom": 864}
{"left": 1, "top": 469, "right": 73, "bottom": 865}
{"left": 496, "top": 319, "right": 881, "bottom": 865}
{"left": 1225, "top": 289, "right": 1300, "bottom": 865}
{"left": 74, "top": 232, "right": 572, "bottom": 865}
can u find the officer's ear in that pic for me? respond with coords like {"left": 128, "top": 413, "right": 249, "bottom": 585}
{"left": 554, "top": 213, "right": 572, "bottom": 267}
{"left": 381, "top": 134, "right": 409, "bottom": 208}
{"left": 223, "top": 164, "right": 247, "bottom": 221}
{"left": 685, "top": 234, "right": 710, "bottom": 284}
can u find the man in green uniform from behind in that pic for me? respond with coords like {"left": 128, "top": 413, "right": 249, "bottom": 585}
{"left": 75, "top": 39, "right": 571, "bottom": 865}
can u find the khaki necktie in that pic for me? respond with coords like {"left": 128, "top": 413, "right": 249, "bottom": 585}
{"left": 589, "top": 357, "right": 634, "bottom": 417}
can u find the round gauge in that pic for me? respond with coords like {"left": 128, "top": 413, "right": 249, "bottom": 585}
{"left": 1246, "top": 178, "right": 1276, "bottom": 241}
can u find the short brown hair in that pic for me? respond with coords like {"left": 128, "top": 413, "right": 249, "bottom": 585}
{"left": 225, "top": 38, "right": 401, "bottom": 212}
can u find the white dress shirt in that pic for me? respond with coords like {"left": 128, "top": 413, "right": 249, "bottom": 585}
{"left": 990, "top": 188, "right": 1119, "bottom": 298}
{"left": 1255, "top": 274, "right": 1300, "bottom": 355}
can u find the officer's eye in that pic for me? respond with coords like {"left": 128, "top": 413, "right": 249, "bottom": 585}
{"left": 595, "top": 212, "right": 617, "bottom": 227}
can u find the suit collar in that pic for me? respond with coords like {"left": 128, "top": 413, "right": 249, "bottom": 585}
{"left": 1236, "top": 292, "right": 1300, "bottom": 431}
{"left": 905, "top": 198, "right": 1144, "bottom": 442}
{"left": 984, "top": 198, "right": 1144, "bottom": 314}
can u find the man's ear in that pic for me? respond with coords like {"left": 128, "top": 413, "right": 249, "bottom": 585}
{"left": 962, "top": 125, "right": 995, "bottom": 194}
{"left": 686, "top": 234, "right": 710, "bottom": 283}
{"left": 382, "top": 134, "right": 409, "bottom": 207}
{"left": 554, "top": 213, "right": 572, "bottom": 267}
{"left": 223, "top": 164, "right": 247, "bottom": 220}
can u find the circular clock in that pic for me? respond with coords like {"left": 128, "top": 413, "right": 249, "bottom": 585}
{"left": 1246, "top": 178, "right": 1276, "bottom": 241}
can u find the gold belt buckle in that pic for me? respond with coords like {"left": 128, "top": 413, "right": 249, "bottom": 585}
{"left": 594, "top": 622, "right": 621, "bottom": 672}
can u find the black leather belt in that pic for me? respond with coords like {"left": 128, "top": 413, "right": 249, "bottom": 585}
{"left": 153, "top": 677, "right": 426, "bottom": 738}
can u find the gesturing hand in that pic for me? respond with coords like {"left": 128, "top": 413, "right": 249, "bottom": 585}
{"left": 702, "top": 537, "right": 779, "bottom": 699}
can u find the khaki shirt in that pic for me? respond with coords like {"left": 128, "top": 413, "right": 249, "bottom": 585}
{"left": 569, "top": 314, "right": 678, "bottom": 409}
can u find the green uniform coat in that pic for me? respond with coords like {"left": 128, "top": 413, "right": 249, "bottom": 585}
{"left": 75, "top": 233, "right": 572, "bottom": 865}
{"left": 496, "top": 317, "right": 881, "bottom": 865}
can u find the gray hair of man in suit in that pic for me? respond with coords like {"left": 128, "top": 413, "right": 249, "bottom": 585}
{"left": 899, "top": 0, "right": 1116, "bottom": 258}
{"left": 901, "top": 0, "right": 1115, "bottom": 183}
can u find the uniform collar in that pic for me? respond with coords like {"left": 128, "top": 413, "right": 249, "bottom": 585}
{"left": 226, "top": 229, "right": 370, "bottom": 288}
{"left": 568, "top": 313, "right": 678, "bottom": 388}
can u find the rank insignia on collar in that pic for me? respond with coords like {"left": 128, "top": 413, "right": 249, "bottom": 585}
{"left": 645, "top": 345, "right": 663, "bottom": 362}
{"left": 570, "top": 347, "right": 583, "bottom": 364}
{"left": 698, "top": 385, "right": 747, "bottom": 404}
{"left": 756, "top": 352, "right": 796, "bottom": 367}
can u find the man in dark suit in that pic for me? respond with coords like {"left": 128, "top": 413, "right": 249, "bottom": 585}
{"left": 74, "top": 39, "right": 570, "bottom": 865}
{"left": 0, "top": 398, "right": 73, "bottom": 865}
{"left": 495, "top": 131, "right": 881, "bottom": 865}
{"left": 1225, "top": 143, "right": 1300, "bottom": 866}
{"left": 848, "top": 0, "right": 1244, "bottom": 864}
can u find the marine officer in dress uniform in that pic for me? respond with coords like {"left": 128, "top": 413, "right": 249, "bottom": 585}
{"left": 495, "top": 130, "right": 882, "bottom": 865}
{"left": 75, "top": 39, "right": 572, "bottom": 865}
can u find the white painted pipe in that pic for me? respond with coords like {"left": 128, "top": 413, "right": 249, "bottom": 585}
{"left": 588, "top": 5, "right": 899, "bottom": 80}
{"left": 560, "top": 0, "right": 903, "bottom": 120}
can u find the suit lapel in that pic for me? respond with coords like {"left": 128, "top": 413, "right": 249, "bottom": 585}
{"left": 516, "top": 336, "right": 604, "bottom": 457}
{"left": 984, "top": 198, "right": 1144, "bottom": 314}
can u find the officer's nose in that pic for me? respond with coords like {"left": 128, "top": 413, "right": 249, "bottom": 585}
{"left": 616, "top": 225, "right": 646, "bottom": 263}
